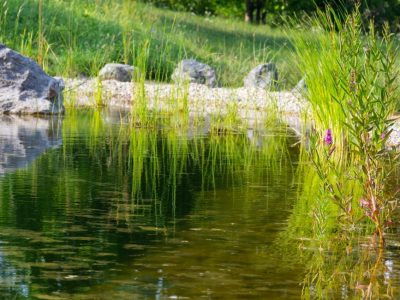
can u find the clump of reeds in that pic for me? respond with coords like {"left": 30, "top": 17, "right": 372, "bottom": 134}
{"left": 293, "top": 5, "right": 399, "bottom": 243}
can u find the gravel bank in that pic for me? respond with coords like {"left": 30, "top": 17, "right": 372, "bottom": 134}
{"left": 65, "top": 78, "right": 309, "bottom": 133}
{"left": 64, "top": 78, "right": 400, "bottom": 146}
{"left": 65, "top": 79, "right": 309, "bottom": 114}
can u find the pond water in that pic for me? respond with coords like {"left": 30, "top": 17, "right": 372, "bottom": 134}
{"left": 0, "top": 111, "right": 399, "bottom": 299}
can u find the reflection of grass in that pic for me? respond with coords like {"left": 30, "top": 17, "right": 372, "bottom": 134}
{"left": 277, "top": 148, "right": 397, "bottom": 299}
{"left": 57, "top": 110, "right": 296, "bottom": 223}
{"left": 300, "top": 235, "right": 391, "bottom": 299}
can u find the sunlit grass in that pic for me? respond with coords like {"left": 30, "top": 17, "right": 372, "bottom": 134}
{"left": 0, "top": 0, "right": 296, "bottom": 87}
{"left": 289, "top": 6, "right": 400, "bottom": 243}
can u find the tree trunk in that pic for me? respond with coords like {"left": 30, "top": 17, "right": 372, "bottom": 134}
{"left": 245, "top": 0, "right": 254, "bottom": 23}
{"left": 246, "top": 0, "right": 266, "bottom": 24}
{"left": 255, "top": 0, "right": 265, "bottom": 24}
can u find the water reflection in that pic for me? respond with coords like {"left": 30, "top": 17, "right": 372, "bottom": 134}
{"left": 0, "top": 110, "right": 301, "bottom": 299}
{"left": 0, "top": 115, "right": 62, "bottom": 175}
{"left": 1, "top": 110, "right": 398, "bottom": 299}
{"left": 282, "top": 162, "right": 400, "bottom": 299}
{"left": 294, "top": 233, "right": 400, "bottom": 299}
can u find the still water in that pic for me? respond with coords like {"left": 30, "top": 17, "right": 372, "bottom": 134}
{"left": 0, "top": 111, "right": 399, "bottom": 299}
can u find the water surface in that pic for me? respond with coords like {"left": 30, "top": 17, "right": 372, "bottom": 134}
{"left": 0, "top": 111, "right": 399, "bottom": 299}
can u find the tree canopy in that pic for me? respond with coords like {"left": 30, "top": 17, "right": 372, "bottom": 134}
{"left": 142, "top": 0, "right": 400, "bottom": 30}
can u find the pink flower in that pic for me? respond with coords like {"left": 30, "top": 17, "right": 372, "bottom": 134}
{"left": 324, "top": 129, "right": 333, "bottom": 145}
{"left": 359, "top": 198, "right": 371, "bottom": 209}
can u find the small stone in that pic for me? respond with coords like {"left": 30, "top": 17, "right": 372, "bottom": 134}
{"left": 99, "top": 63, "right": 135, "bottom": 82}
{"left": 292, "top": 77, "right": 307, "bottom": 95}
{"left": 244, "top": 63, "right": 278, "bottom": 90}
{"left": 171, "top": 59, "right": 217, "bottom": 88}
{"left": 53, "top": 76, "right": 65, "bottom": 90}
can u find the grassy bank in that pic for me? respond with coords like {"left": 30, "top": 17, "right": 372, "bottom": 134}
{"left": 0, "top": 0, "right": 298, "bottom": 87}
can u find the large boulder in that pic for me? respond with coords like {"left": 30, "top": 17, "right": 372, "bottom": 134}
{"left": 0, "top": 44, "right": 64, "bottom": 114}
{"left": 244, "top": 63, "right": 278, "bottom": 89}
{"left": 172, "top": 59, "right": 217, "bottom": 88}
{"left": 99, "top": 63, "right": 134, "bottom": 82}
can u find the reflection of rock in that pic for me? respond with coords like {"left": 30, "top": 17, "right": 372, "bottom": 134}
{"left": 0, "top": 116, "right": 62, "bottom": 175}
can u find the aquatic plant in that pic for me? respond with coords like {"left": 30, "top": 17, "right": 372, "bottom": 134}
{"left": 293, "top": 5, "right": 399, "bottom": 243}
{"left": 94, "top": 77, "right": 104, "bottom": 107}
{"left": 284, "top": 155, "right": 396, "bottom": 300}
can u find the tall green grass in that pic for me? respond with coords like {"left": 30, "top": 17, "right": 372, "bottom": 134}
{"left": 0, "top": 0, "right": 297, "bottom": 87}
{"left": 291, "top": 6, "right": 400, "bottom": 242}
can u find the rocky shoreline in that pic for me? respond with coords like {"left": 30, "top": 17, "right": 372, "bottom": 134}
{"left": 1, "top": 42, "right": 399, "bottom": 147}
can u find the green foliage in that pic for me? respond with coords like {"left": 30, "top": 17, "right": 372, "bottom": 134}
{"left": 142, "top": 0, "right": 400, "bottom": 31}
{"left": 143, "top": 0, "right": 243, "bottom": 17}
{"left": 294, "top": 6, "right": 400, "bottom": 242}
{"left": 330, "top": 14, "right": 399, "bottom": 239}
